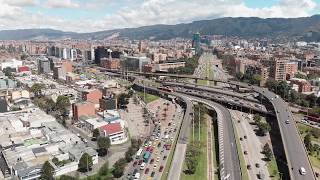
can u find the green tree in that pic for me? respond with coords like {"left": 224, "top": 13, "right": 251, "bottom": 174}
{"left": 257, "top": 122, "right": 271, "bottom": 136}
{"left": 117, "top": 93, "right": 129, "bottom": 109}
{"left": 185, "top": 156, "right": 197, "bottom": 174}
{"left": 112, "top": 158, "right": 127, "bottom": 178}
{"left": 3, "top": 67, "right": 15, "bottom": 78}
{"left": 304, "top": 133, "right": 313, "bottom": 152}
{"left": 59, "top": 175, "right": 78, "bottom": 180}
{"left": 92, "top": 128, "right": 100, "bottom": 140}
{"left": 97, "top": 137, "right": 111, "bottom": 156}
{"left": 56, "top": 95, "right": 70, "bottom": 112}
{"left": 30, "top": 83, "right": 45, "bottom": 97}
{"left": 40, "top": 161, "right": 54, "bottom": 180}
{"left": 262, "top": 143, "right": 273, "bottom": 160}
{"left": 306, "top": 94, "right": 317, "bottom": 108}
{"left": 98, "top": 161, "right": 109, "bottom": 176}
{"left": 78, "top": 153, "right": 93, "bottom": 172}
{"left": 253, "top": 114, "right": 261, "bottom": 124}
{"left": 52, "top": 157, "right": 59, "bottom": 166}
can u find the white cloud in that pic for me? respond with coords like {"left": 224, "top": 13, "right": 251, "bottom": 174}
{"left": 0, "top": 0, "right": 318, "bottom": 32}
{"left": 44, "top": 0, "right": 80, "bottom": 9}
{"left": 2, "top": 0, "right": 37, "bottom": 7}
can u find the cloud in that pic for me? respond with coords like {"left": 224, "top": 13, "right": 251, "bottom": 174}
{"left": 44, "top": 0, "right": 80, "bottom": 9}
{"left": 0, "top": 0, "right": 318, "bottom": 32}
{"left": 2, "top": 0, "right": 37, "bottom": 7}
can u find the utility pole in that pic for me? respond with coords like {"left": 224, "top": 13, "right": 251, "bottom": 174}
{"left": 192, "top": 112, "right": 195, "bottom": 142}
{"left": 198, "top": 105, "right": 201, "bottom": 142}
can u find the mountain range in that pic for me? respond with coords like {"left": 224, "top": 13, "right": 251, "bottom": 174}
{"left": 0, "top": 15, "right": 320, "bottom": 41}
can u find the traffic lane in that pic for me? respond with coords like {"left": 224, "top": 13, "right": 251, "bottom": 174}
{"left": 276, "top": 99, "right": 314, "bottom": 180}
{"left": 211, "top": 101, "right": 241, "bottom": 180}
{"left": 180, "top": 94, "right": 241, "bottom": 180}
{"left": 254, "top": 86, "right": 315, "bottom": 180}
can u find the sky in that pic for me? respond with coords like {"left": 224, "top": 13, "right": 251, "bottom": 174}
{"left": 0, "top": 0, "right": 319, "bottom": 32}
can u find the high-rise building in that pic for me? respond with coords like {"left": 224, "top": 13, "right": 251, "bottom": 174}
{"left": 192, "top": 32, "right": 201, "bottom": 54}
{"left": 94, "top": 46, "right": 108, "bottom": 65}
{"left": 38, "top": 57, "right": 51, "bottom": 74}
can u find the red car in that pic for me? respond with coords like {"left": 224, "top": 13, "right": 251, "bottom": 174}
{"left": 150, "top": 159, "right": 154, "bottom": 164}
{"left": 133, "top": 161, "right": 137, "bottom": 166}
{"left": 165, "top": 144, "right": 171, "bottom": 150}
{"left": 159, "top": 165, "right": 164, "bottom": 172}
{"left": 145, "top": 168, "right": 150, "bottom": 174}
{"left": 150, "top": 147, "right": 154, "bottom": 153}
{"left": 146, "top": 147, "right": 150, "bottom": 151}
{"left": 138, "top": 160, "right": 143, "bottom": 165}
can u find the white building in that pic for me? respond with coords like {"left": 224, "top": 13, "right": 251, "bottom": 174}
{"left": 1, "top": 59, "right": 23, "bottom": 71}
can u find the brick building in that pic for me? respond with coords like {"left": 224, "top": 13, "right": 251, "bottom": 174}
{"left": 82, "top": 89, "right": 103, "bottom": 105}
{"left": 72, "top": 102, "right": 95, "bottom": 122}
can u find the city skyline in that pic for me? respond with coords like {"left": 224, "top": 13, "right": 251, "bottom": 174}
{"left": 0, "top": 0, "right": 319, "bottom": 32}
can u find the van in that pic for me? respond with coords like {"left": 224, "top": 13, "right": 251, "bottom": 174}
{"left": 134, "top": 172, "right": 140, "bottom": 180}
{"left": 299, "top": 167, "right": 306, "bottom": 175}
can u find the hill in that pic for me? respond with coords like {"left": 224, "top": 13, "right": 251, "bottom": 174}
{"left": 0, "top": 15, "right": 319, "bottom": 41}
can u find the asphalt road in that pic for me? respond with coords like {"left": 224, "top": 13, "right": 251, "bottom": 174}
{"left": 167, "top": 95, "right": 193, "bottom": 180}
{"left": 181, "top": 94, "right": 242, "bottom": 180}
{"left": 252, "top": 86, "right": 315, "bottom": 180}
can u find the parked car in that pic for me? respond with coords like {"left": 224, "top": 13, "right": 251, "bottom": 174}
{"left": 145, "top": 168, "right": 149, "bottom": 174}
{"left": 159, "top": 165, "right": 164, "bottom": 172}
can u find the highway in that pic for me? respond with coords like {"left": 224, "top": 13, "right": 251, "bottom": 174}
{"left": 133, "top": 83, "right": 242, "bottom": 180}
{"left": 104, "top": 66, "right": 316, "bottom": 179}
{"left": 181, "top": 94, "right": 242, "bottom": 180}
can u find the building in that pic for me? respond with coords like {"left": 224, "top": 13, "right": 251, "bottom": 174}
{"left": 82, "top": 89, "right": 103, "bottom": 105}
{"left": 72, "top": 102, "right": 96, "bottom": 122}
{"left": 100, "top": 58, "right": 120, "bottom": 70}
{"left": 101, "top": 123, "right": 127, "bottom": 145}
{"left": 290, "top": 78, "right": 313, "bottom": 93}
{"left": 80, "top": 116, "right": 108, "bottom": 132}
{"left": 285, "top": 62, "right": 298, "bottom": 79}
{"left": 192, "top": 33, "right": 201, "bottom": 54}
{"left": 1, "top": 59, "right": 23, "bottom": 71}
{"left": 120, "top": 56, "right": 151, "bottom": 72}
{"left": 94, "top": 46, "right": 109, "bottom": 65}
{"left": 53, "top": 66, "right": 65, "bottom": 80}
{"left": 38, "top": 57, "right": 51, "bottom": 74}
{"left": 154, "top": 62, "right": 185, "bottom": 72}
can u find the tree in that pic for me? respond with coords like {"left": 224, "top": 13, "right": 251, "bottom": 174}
{"left": 40, "top": 161, "right": 54, "bottom": 180}
{"left": 117, "top": 93, "right": 129, "bottom": 109}
{"left": 257, "top": 122, "right": 271, "bottom": 136}
{"left": 78, "top": 153, "right": 93, "bottom": 172}
{"left": 262, "top": 143, "right": 273, "bottom": 160}
{"left": 125, "top": 149, "right": 133, "bottom": 162}
{"left": 98, "top": 162, "right": 109, "bottom": 176}
{"left": 112, "top": 158, "right": 127, "bottom": 178}
{"left": 304, "top": 133, "right": 313, "bottom": 152}
{"left": 311, "top": 128, "right": 320, "bottom": 139}
{"left": 56, "top": 95, "right": 70, "bottom": 112}
{"left": 185, "top": 156, "right": 197, "bottom": 174}
{"left": 3, "top": 67, "right": 16, "bottom": 78}
{"left": 306, "top": 94, "right": 317, "bottom": 108}
{"left": 253, "top": 114, "right": 261, "bottom": 124}
{"left": 52, "top": 157, "right": 59, "bottom": 166}
{"left": 30, "top": 83, "right": 45, "bottom": 97}
{"left": 97, "top": 137, "right": 111, "bottom": 156}
{"left": 92, "top": 128, "right": 100, "bottom": 140}
{"left": 59, "top": 175, "right": 78, "bottom": 180}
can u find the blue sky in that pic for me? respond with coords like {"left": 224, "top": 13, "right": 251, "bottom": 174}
{"left": 0, "top": 0, "right": 319, "bottom": 32}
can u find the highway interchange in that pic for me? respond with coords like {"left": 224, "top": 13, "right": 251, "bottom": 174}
{"left": 103, "top": 57, "right": 316, "bottom": 180}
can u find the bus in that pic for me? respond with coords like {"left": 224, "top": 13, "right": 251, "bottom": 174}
{"left": 143, "top": 152, "right": 151, "bottom": 163}
{"left": 158, "top": 86, "right": 174, "bottom": 92}
{"left": 136, "top": 148, "right": 143, "bottom": 159}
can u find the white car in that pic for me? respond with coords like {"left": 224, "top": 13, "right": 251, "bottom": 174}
{"left": 299, "top": 167, "right": 306, "bottom": 175}
{"left": 285, "top": 119, "right": 290, "bottom": 124}
{"left": 140, "top": 162, "right": 146, "bottom": 170}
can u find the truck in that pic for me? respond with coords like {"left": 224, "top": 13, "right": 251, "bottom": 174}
{"left": 136, "top": 148, "right": 143, "bottom": 159}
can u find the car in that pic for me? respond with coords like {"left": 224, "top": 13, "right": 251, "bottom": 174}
{"left": 150, "top": 159, "right": 154, "bottom": 164}
{"left": 285, "top": 119, "right": 290, "bottom": 124}
{"left": 255, "top": 163, "right": 260, "bottom": 168}
{"left": 158, "top": 142, "right": 161, "bottom": 147}
{"left": 159, "top": 165, "right": 164, "bottom": 172}
{"left": 138, "top": 160, "right": 143, "bottom": 165}
{"left": 156, "top": 156, "right": 160, "bottom": 162}
{"left": 240, "top": 137, "right": 243, "bottom": 141}
{"left": 247, "top": 165, "right": 251, "bottom": 170}
{"left": 299, "top": 167, "right": 306, "bottom": 175}
{"left": 151, "top": 171, "right": 155, "bottom": 177}
{"left": 133, "top": 161, "right": 137, "bottom": 166}
{"left": 163, "top": 155, "right": 167, "bottom": 160}
{"left": 140, "top": 162, "right": 146, "bottom": 170}
{"left": 244, "top": 151, "right": 248, "bottom": 155}
{"left": 153, "top": 164, "right": 157, "bottom": 169}
{"left": 145, "top": 168, "right": 150, "bottom": 174}
{"left": 244, "top": 135, "right": 247, "bottom": 139}
{"left": 150, "top": 147, "right": 154, "bottom": 153}
{"left": 275, "top": 95, "right": 279, "bottom": 98}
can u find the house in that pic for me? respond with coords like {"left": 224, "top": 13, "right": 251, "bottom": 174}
{"left": 101, "top": 123, "right": 127, "bottom": 145}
